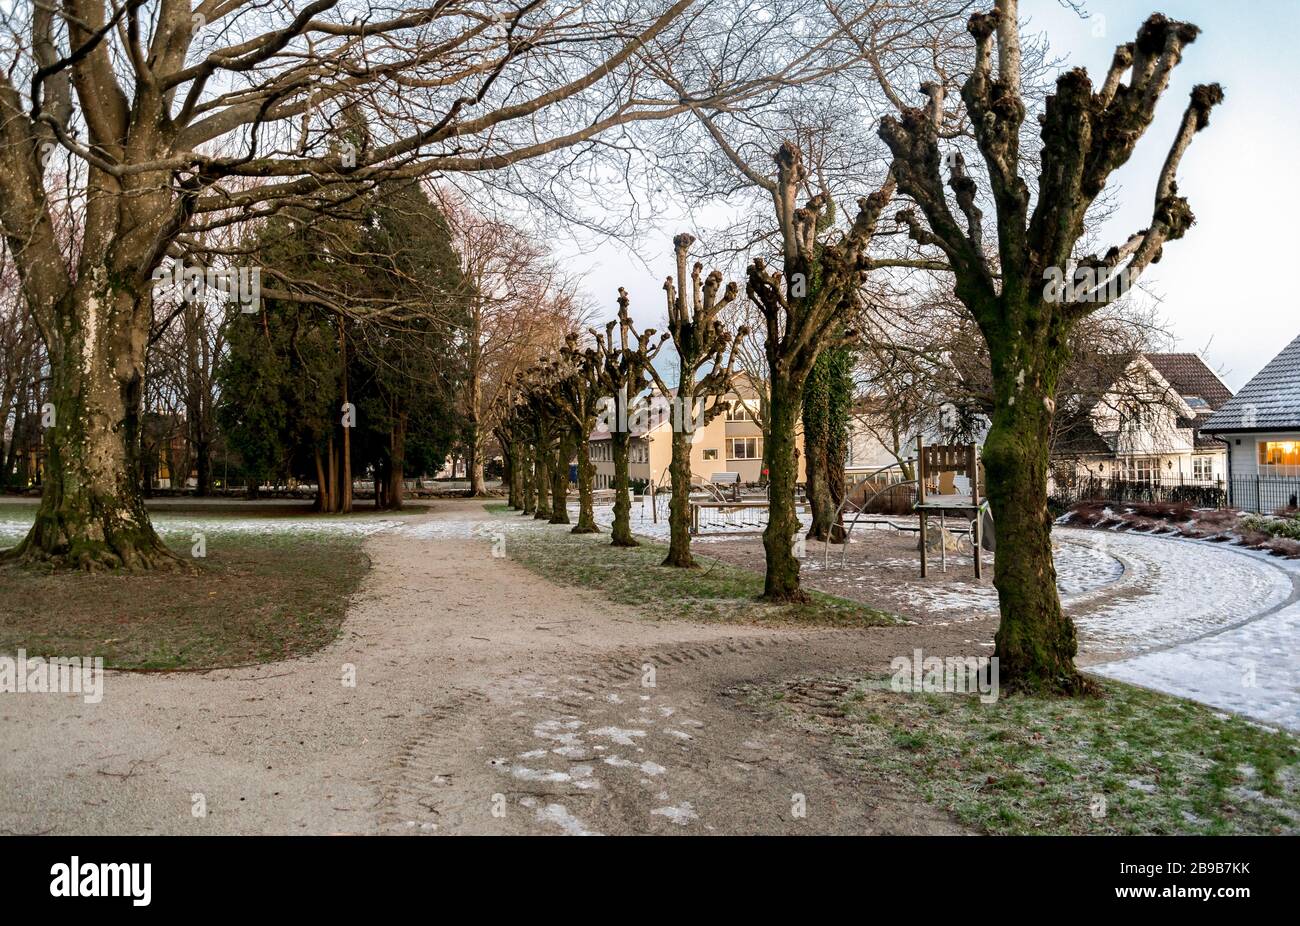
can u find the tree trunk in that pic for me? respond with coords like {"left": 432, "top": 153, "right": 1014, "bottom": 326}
{"left": 502, "top": 440, "right": 516, "bottom": 508}
{"left": 572, "top": 432, "right": 598, "bottom": 533}
{"left": 384, "top": 414, "right": 406, "bottom": 510}
{"left": 662, "top": 429, "right": 695, "bottom": 567}
{"left": 827, "top": 425, "right": 847, "bottom": 543}
{"left": 4, "top": 279, "right": 178, "bottom": 570}
{"left": 534, "top": 440, "right": 551, "bottom": 519}
{"left": 314, "top": 449, "right": 328, "bottom": 512}
{"left": 338, "top": 321, "right": 352, "bottom": 513}
{"left": 762, "top": 376, "right": 807, "bottom": 601}
{"left": 548, "top": 436, "right": 571, "bottom": 525}
{"left": 519, "top": 442, "right": 535, "bottom": 515}
{"left": 984, "top": 337, "right": 1087, "bottom": 695}
{"left": 610, "top": 430, "right": 638, "bottom": 547}
{"left": 326, "top": 433, "right": 338, "bottom": 513}
{"left": 803, "top": 426, "right": 831, "bottom": 541}
{"left": 194, "top": 439, "right": 212, "bottom": 496}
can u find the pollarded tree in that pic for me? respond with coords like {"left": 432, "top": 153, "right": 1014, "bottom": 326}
{"left": 745, "top": 143, "right": 896, "bottom": 602}
{"left": 519, "top": 361, "right": 566, "bottom": 522}
{"left": 552, "top": 335, "right": 604, "bottom": 534}
{"left": 877, "top": 0, "right": 1221, "bottom": 693}
{"left": 646, "top": 235, "right": 746, "bottom": 568}
{"left": 589, "top": 289, "right": 669, "bottom": 547}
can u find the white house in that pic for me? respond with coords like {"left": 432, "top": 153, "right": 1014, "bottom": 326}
{"left": 1202, "top": 331, "right": 1300, "bottom": 512}
{"left": 1053, "top": 353, "right": 1232, "bottom": 489}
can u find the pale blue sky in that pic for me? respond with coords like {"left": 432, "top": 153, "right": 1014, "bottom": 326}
{"left": 559, "top": 0, "right": 1300, "bottom": 390}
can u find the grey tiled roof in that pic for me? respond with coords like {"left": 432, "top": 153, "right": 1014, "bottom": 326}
{"left": 1202, "top": 331, "right": 1300, "bottom": 433}
{"left": 1145, "top": 353, "right": 1234, "bottom": 410}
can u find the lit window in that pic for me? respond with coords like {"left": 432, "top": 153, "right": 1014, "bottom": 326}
{"left": 1259, "top": 441, "right": 1300, "bottom": 468}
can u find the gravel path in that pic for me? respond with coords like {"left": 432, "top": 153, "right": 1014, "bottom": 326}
{"left": 0, "top": 501, "right": 983, "bottom": 835}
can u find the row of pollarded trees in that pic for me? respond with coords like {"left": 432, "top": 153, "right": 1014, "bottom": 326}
{"left": 497, "top": 142, "right": 893, "bottom": 604}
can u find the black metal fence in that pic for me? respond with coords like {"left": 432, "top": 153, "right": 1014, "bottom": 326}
{"left": 1229, "top": 475, "right": 1300, "bottom": 514}
{"left": 1052, "top": 475, "right": 1228, "bottom": 509}
{"left": 1052, "top": 473, "right": 1300, "bottom": 513}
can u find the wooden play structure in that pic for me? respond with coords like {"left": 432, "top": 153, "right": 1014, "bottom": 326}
{"left": 915, "top": 436, "right": 985, "bottom": 579}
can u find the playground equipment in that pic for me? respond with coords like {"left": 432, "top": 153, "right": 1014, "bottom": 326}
{"left": 915, "top": 436, "right": 986, "bottom": 579}
{"left": 827, "top": 441, "right": 993, "bottom": 579}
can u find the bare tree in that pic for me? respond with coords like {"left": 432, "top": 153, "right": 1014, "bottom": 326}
{"left": 646, "top": 234, "right": 744, "bottom": 569}
{"left": 445, "top": 196, "right": 583, "bottom": 496}
{"left": 745, "top": 143, "right": 895, "bottom": 602}
{"left": 589, "top": 289, "right": 669, "bottom": 547}
{"left": 877, "top": 0, "right": 1222, "bottom": 692}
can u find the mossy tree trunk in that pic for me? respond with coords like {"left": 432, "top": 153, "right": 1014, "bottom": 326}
{"left": 981, "top": 304, "right": 1087, "bottom": 693}
{"left": 762, "top": 375, "right": 807, "bottom": 601}
{"left": 6, "top": 272, "right": 178, "bottom": 570}
{"left": 548, "top": 435, "right": 572, "bottom": 525}
{"left": 571, "top": 431, "right": 599, "bottom": 533}
{"left": 610, "top": 430, "right": 638, "bottom": 547}
{"left": 801, "top": 362, "right": 832, "bottom": 542}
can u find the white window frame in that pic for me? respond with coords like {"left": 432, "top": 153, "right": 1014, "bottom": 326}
{"left": 728, "top": 437, "right": 759, "bottom": 460}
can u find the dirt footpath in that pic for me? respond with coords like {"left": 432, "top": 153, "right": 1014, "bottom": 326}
{"left": 0, "top": 500, "right": 990, "bottom": 835}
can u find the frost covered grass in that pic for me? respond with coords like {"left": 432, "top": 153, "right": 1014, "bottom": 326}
{"left": 767, "top": 677, "right": 1299, "bottom": 835}
{"left": 0, "top": 502, "right": 370, "bottom": 670}
{"left": 495, "top": 512, "right": 896, "bottom": 628}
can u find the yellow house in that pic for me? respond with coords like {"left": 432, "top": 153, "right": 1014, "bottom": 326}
{"left": 588, "top": 391, "right": 805, "bottom": 491}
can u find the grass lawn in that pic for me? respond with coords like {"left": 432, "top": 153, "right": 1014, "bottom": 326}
{"left": 762, "top": 676, "right": 1300, "bottom": 835}
{"left": 0, "top": 503, "right": 370, "bottom": 670}
{"left": 492, "top": 508, "right": 896, "bottom": 627}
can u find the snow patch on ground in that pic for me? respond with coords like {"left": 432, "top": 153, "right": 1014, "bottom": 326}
{"left": 536, "top": 803, "right": 600, "bottom": 836}
{"left": 1089, "top": 598, "right": 1300, "bottom": 732}
{"left": 651, "top": 801, "right": 699, "bottom": 825}
{"left": 0, "top": 512, "right": 404, "bottom": 543}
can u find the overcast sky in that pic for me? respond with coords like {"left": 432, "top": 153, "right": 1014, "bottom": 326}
{"left": 555, "top": 0, "right": 1299, "bottom": 391}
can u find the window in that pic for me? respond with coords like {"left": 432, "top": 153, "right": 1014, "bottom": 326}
{"left": 1259, "top": 440, "right": 1300, "bottom": 472}
{"left": 702, "top": 448, "right": 719, "bottom": 461}
{"left": 1192, "top": 456, "right": 1214, "bottom": 480}
{"left": 1124, "top": 457, "right": 1156, "bottom": 484}
{"left": 725, "top": 401, "right": 752, "bottom": 422}
{"left": 728, "top": 437, "right": 759, "bottom": 460}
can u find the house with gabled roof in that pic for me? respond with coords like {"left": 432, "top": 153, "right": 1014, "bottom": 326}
{"left": 1202, "top": 332, "right": 1300, "bottom": 511}
{"left": 1052, "top": 352, "right": 1232, "bottom": 491}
